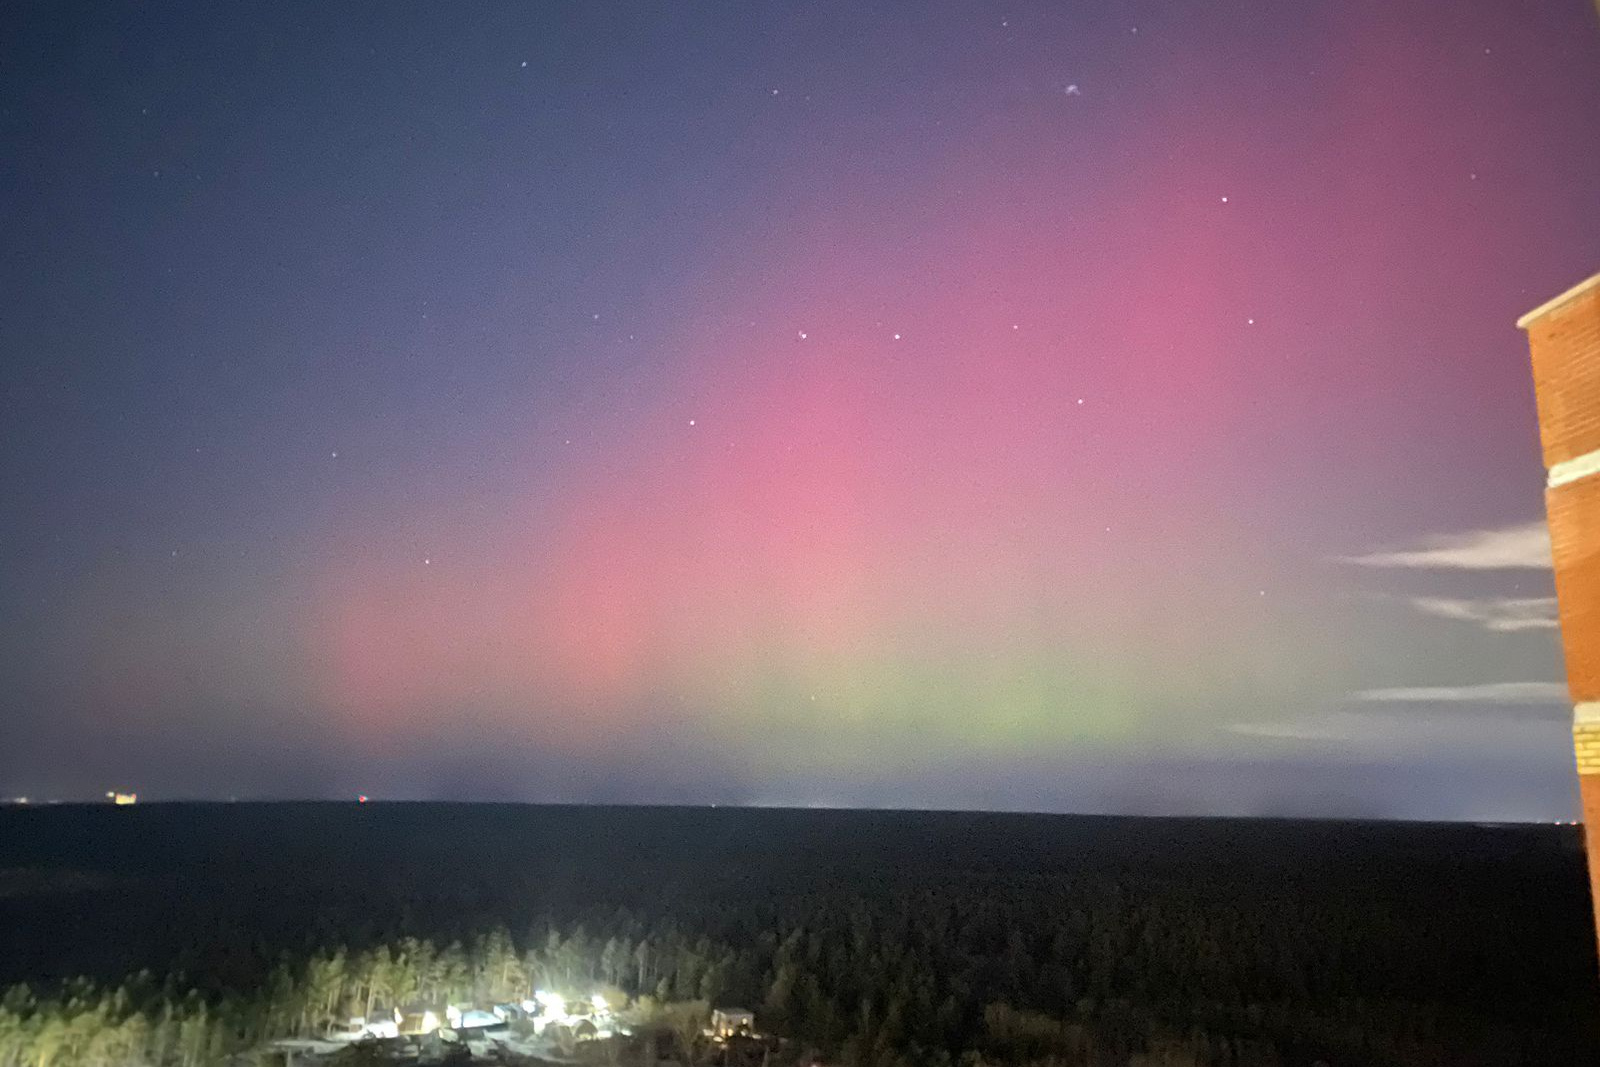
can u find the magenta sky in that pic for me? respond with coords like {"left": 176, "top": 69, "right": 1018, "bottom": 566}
{"left": 3, "top": 1, "right": 1598, "bottom": 817}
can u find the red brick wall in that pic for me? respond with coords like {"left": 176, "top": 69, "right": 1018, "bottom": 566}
{"left": 1522, "top": 271, "right": 1600, "bottom": 958}
{"left": 1583, "top": 778, "right": 1600, "bottom": 929}
{"left": 1548, "top": 473, "right": 1600, "bottom": 703}
{"left": 1525, "top": 281, "right": 1600, "bottom": 467}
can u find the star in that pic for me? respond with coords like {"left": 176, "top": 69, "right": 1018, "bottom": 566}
{"left": 1076, "top": 398, "right": 1084, "bottom": 405}
{"left": 798, "top": 330, "right": 808, "bottom": 340}
{"left": 424, "top": 558, "right": 431, "bottom": 565}
{"left": 520, "top": 61, "right": 528, "bottom": 68}
{"left": 893, "top": 333, "right": 901, "bottom": 340}
{"left": 1065, "top": 84, "right": 1081, "bottom": 96}
{"left": 1246, "top": 318, "right": 1254, "bottom": 326}
{"left": 688, "top": 419, "right": 696, "bottom": 426}
{"left": 1220, "top": 196, "right": 1229, "bottom": 203}
{"left": 331, "top": 450, "right": 339, "bottom": 457}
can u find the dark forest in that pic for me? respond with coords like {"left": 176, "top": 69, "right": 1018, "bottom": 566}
{"left": 0, "top": 805, "right": 1595, "bottom": 1066}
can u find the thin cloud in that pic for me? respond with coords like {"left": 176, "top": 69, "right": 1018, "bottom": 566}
{"left": 1405, "top": 595, "right": 1559, "bottom": 632}
{"left": 1340, "top": 521, "right": 1551, "bottom": 570}
{"left": 1352, "top": 681, "right": 1567, "bottom": 704}
{"left": 1227, "top": 688, "right": 1571, "bottom": 748}
{"left": 1224, "top": 720, "right": 1352, "bottom": 741}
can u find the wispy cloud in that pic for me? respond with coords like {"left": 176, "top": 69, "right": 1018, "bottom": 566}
{"left": 1227, "top": 687, "right": 1570, "bottom": 746}
{"left": 1340, "top": 521, "right": 1551, "bottom": 570}
{"left": 1352, "top": 681, "right": 1567, "bottom": 704}
{"left": 1405, "top": 595, "right": 1559, "bottom": 632}
{"left": 1224, "top": 720, "right": 1353, "bottom": 741}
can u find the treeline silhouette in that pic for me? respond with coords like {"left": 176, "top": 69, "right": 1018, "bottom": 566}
{"left": 0, "top": 803, "right": 1595, "bottom": 1066}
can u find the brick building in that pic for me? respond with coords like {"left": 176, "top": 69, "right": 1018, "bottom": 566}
{"left": 1518, "top": 269, "right": 1600, "bottom": 946}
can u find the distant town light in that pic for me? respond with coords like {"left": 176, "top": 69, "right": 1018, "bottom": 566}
{"left": 106, "top": 791, "right": 137, "bottom": 805}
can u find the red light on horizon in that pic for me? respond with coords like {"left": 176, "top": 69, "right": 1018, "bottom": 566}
{"left": 357, "top": 795, "right": 368, "bottom": 803}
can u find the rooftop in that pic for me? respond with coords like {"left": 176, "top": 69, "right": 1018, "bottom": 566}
{"left": 1516, "top": 270, "right": 1600, "bottom": 329}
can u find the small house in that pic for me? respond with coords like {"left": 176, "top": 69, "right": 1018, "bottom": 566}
{"left": 395, "top": 1004, "right": 442, "bottom": 1035}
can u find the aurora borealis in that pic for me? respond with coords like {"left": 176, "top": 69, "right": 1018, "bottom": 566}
{"left": 4, "top": 1, "right": 1599, "bottom": 817}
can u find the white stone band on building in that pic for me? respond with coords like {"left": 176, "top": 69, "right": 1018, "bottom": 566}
{"left": 1549, "top": 448, "right": 1600, "bottom": 490}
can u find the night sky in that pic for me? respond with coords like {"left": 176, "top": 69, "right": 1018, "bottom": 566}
{"left": 3, "top": 2, "right": 1598, "bottom": 818}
